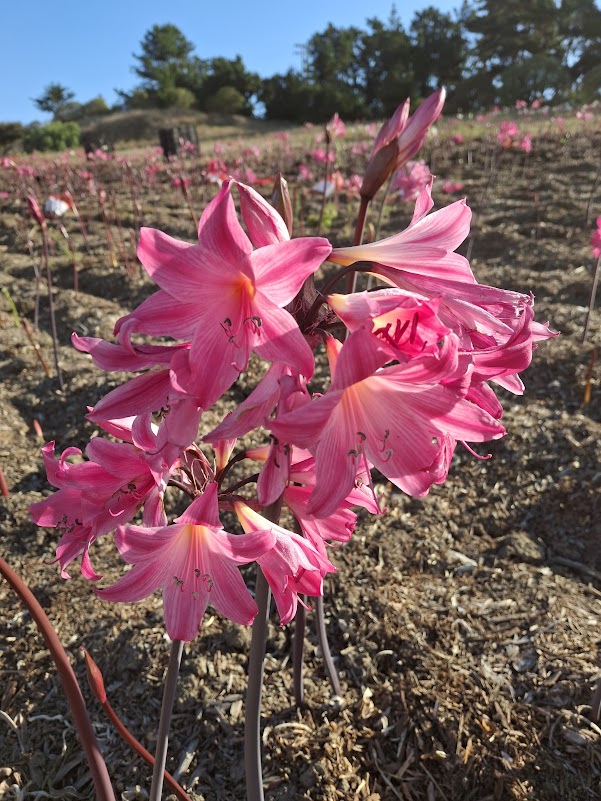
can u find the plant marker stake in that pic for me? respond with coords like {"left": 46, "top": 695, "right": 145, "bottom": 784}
{"left": 0, "top": 556, "right": 115, "bottom": 801}
{"left": 149, "top": 639, "right": 184, "bottom": 801}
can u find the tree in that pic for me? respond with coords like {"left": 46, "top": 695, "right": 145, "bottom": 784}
{"left": 33, "top": 83, "right": 75, "bottom": 118}
{"left": 132, "top": 24, "right": 196, "bottom": 92}
{"left": 410, "top": 7, "right": 468, "bottom": 98}
{"left": 197, "top": 56, "right": 261, "bottom": 115}
{"left": 359, "top": 12, "right": 414, "bottom": 117}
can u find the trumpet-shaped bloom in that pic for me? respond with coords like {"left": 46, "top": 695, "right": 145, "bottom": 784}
{"left": 29, "top": 438, "right": 171, "bottom": 579}
{"left": 114, "top": 180, "right": 331, "bottom": 408}
{"left": 234, "top": 501, "right": 336, "bottom": 624}
{"left": 270, "top": 329, "right": 505, "bottom": 517}
{"left": 98, "top": 484, "right": 275, "bottom": 641}
{"left": 330, "top": 179, "right": 474, "bottom": 283}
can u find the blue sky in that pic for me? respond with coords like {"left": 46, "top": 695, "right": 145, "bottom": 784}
{"left": 1, "top": 0, "right": 459, "bottom": 123}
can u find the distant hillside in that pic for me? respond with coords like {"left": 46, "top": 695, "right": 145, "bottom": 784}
{"left": 81, "top": 108, "right": 288, "bottom": 149}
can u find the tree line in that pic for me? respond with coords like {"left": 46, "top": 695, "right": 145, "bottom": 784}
{"left": 26, "top": 0, "right": 601, "bottom": 128}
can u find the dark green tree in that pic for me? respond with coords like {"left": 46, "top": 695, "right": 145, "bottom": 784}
{"left": 198, "top": 56, "right": 261, "bottom": 115}
{"left": 132, "top": 24, "right": 196, "bottom": 92}
{"left": 359, "top": 11, "right": 414, "bottom": 117}
{"left": 33, "top": 83, "right": 76, "bottom": 118}
{"left": 410, "top": 7, "right": 467, "bottom": 98}
{"left": 302, "top": 23, "right": 367, "bottom": 119}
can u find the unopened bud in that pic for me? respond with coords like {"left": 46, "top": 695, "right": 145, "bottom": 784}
{"left": 360, "top": 140, "right": 400, "bottom": 201}
{"left": 26, "top": 194, "right": 46, "bottom": 229}
{"left": 271, "top": 174, "right": 293, "bottom": 236}
{"left": 83, "top": 649, "right": 107, "bottom": 704}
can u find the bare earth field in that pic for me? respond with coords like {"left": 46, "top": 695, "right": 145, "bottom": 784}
{"left": 0, "top": 127, "right": 600, "bottom": 800}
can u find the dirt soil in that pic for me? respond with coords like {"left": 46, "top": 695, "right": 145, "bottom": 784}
{"left": 0, "top": 129, "right": 600, "bottom": 801}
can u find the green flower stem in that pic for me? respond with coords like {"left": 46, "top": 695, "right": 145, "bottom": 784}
{"left": 149, "top": 638, "right": 184, "bottom": 801}
{"left": 245, "top": 497, "right": 283, "bottom": 801}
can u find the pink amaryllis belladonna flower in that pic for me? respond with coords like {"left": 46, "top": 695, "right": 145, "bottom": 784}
{"left": 97, "top": 483, "right": 275, "bottom": 641}
{"left": 114, "top": 180, "right": 331, "bottom": 408}
{"left": 233, "top": 501, "right": 336, "bottom": 624}
{"left": 270, "top": 330, "right": 505, "bottom": 518}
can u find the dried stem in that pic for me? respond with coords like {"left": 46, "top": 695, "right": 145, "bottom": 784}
{"left": 316, "top": 141, "right": 331, "bottom": 237}
{"left": 40, "top": 226, "right": 64, "bottom": 389}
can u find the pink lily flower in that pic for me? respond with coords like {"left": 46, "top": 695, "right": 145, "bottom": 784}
{"left": 330, "top": 178, "right": 474, "bottom": 283}
{"left": 114, "top": 181, "right": 331, "bottom": 408}
{"left": 270, "top": 329, "right": 505, "bottom": 517}
{"left": 97, "top": 483, "right": 274, "bottom": 642}
{"left": 30, "top": 438, "right": 171, "bottom": 579}
{"left": 234, "top": 501, "right": 336, "bottom": 624}
{"left": 326, "top": 112, "right": 346, "bottom": 142}
{"left": 328, "top": 289, "right": 451, "bottom": 360}
{"left": 282, "top": 453, "right": 381, "bottom": 557}
{"left": 74, "top": 335, "right": 203, "bottom": 460}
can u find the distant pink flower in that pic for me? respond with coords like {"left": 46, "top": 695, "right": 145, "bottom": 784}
{"left": 442, "top": 180, "right": 464, "bottom": 194}
{"left": 531, "top": 99, "right": 542, "bottom": 110}
{"left": 519, "top": 134, "right": 533, "bottom": 153}
{"left": 391, "top": 160, "right": 432, "bottom": 203}
{"left": 497, "top": 121, "right": 521, "bottom": 149}
{"left": 98, "top": 484, "right": 274, "bottom": 641}
{"left": 344, "top": 174, "right": 362, "bottom": 195}
{"left": 326, "top": 112, "right": 346, "bottom": 141}
{"left": 27, "top": 194, "right": 45, "bottom": 227}
{"left": 452, "top": 134, "right": 464, "bottom": 145}
{"left": 310, "top": 147, "right": 336, "bottom": 164}
{"left": 298, "top": 163, "right": 313, "bottom": 182}
{"left": 592, "top": 217, "right": 601, "bottom": 259}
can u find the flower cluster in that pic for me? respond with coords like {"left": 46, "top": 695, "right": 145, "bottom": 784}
{"left": 30, "top": 92, "right": 556, "bottom": 644}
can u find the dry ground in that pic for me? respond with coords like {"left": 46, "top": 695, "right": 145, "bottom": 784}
{"left": 0, "top": 128, "right": 600, "bottom": 800}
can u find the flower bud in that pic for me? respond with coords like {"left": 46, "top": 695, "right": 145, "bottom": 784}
{"left": 271, "top": 174, "right": 293, "bottom": 236}
{"left": 361, "top": 88, "right": 445, "bottom": 201}
{"left": 26, "top": 194, "right": 46, "bottom": 229}
{"left": 83, "top": 648, "right": 107, "bottom": 704}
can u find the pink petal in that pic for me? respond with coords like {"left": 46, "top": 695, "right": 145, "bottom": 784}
{"left": 235, "top": 181, "right": 289, "bottom": 246}
{"left": 88, "top": 370, "right": 171, "bottom": 423}
{"left": 251, "top": 237, "right": 332, "bottom": 306}
{"left": 196, "top": 180, "right": 253, "bottom": 267}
